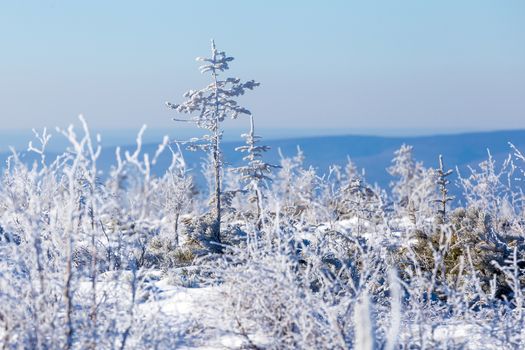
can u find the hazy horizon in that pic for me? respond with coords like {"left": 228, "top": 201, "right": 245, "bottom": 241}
{"left": 1, "top": 123, "right": 524, "bottom": 154}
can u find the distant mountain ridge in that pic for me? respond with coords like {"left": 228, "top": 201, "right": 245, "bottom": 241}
{"left": 2, "top": 129, "right": 525, "bottom": 197}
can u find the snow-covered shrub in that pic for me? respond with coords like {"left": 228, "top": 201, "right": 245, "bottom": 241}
{"left": 397, "top": 206, "right": 525, "bottom": 311}
{"left": 457, "top": 151, "right": 519, "bottom": 224}
{"left": 271, "top": 147, "right": 319, "bottom": 222}
{"left": 199, "top": 205, "right": 404, "bottom": 349}
{"left": 202, "top": 227, "right": 354, "bottom": 348}
{"left": 177, "top": 213, "right": 224, "bottom": 254}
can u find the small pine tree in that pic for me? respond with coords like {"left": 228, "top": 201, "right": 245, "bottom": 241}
{"left": 233, "top": 115, "right": 279, "bottom": 229}
{"left": 167, "top": 40, "right": 259, "bottom": 243}
{"left": 435, "top": 154, "right": 454, "bottom": 221}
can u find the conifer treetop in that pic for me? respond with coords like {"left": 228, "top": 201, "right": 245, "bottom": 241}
{"left": 166, "top": 40, "right": 260, "bottom": 132}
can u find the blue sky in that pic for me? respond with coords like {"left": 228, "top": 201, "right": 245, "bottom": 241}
{"left": 0, "top": 0, "right": 524, "bottom": 134}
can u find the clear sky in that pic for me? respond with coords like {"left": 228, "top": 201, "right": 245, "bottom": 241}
{"left": 0, "top": 0, "right": 524, "bottom": 134}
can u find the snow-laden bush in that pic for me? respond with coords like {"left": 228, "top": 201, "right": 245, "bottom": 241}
{"left": 199, "top": 218, "right": 390, "bottom": 349}
{"left": 0, "top": 118, "right": 199, "bottom": 349}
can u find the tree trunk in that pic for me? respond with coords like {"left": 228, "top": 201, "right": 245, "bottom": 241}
{"left": 213, "top": 133, "right": 222, "bottom": 245}
{"left": 255, "top": 187, "right": 262, "bottom": 231}
{"left": 211, "top": 56, "right": 222, "bottom": 246}
{"left": 174, "top": 212, "right": 180, "bottom": 248}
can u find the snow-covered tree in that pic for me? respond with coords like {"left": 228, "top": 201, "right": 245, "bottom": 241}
{"left": 388, "top": 144, "right": 436, "bottom": 223}
{"left": 388, "top": 144, "right": 419, "bottom": 208}
{"left": 166, "top": 40, "right": 259, "bottom": 243}
{"left": 161, "top": 146, "right": 194, "bottom": 247}
{"left": 233, "top": 115, "right": 278, "bottom": 228}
